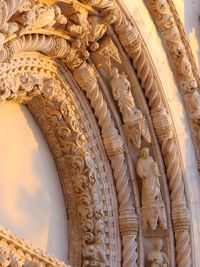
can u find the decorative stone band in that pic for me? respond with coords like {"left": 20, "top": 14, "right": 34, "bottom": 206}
{"left": 73, "top": 62, "right": 139, "bottom": 267}
{"left": 145, "top": 0, "right": 200, "bottom": 168}
{"left": 151, "top": 109, "right": 173, "bottom": 141}
{"left": 167, "top": 0, "right": 200, "bottom": 85}
{"left": 119, "top": 209, "right": 139, "bottom": 235}
{"left": 0, "top": 35, "right": 70, "bottom": 63}
{"left": 172, "top": 208, "right": 191, "bottom": 231}
{"left": 78, "top": 0, "right": 193, "bottom": 266}
{"left": 0, "top": 226, "right": 70, "bottom": 267}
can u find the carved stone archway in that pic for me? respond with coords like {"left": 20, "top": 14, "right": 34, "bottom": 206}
{"left": 0, "top": 0, "right": 199, "bottom": 267}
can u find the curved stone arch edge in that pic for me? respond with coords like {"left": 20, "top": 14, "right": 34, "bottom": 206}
{"left": 0, "top": 52, "right": 121, "bottom": 267}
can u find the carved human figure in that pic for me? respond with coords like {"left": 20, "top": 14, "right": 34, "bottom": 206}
{"left": 88, "top": 8, "right": 118, "bottom": 46}
{"left": 110, "top": 67, "right": 151, "bottom": 147}
{"left": 190, "top": 91, "right": 200, "bottom": 124}
{"left": 68, "top": 7, "right": 118, "bottom": 51}
{"left": 147, "top": 239, "right": 169, "bottom": 267}
{"left": 136, "top": 148, "right": 167, "bottom": 230}
{"left": 82, "top": 244, "right": 106, "bottom": 267}
{"left": 110, "top": 67, "right": 143, "bottom": 125}
{"left": 21, "top": 3, "right": 67, "bottom": 31}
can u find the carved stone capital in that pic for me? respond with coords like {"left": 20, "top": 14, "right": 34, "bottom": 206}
{"left": 151, "top": 108, "right": 173, "bottom": 141}
{"left": 172, "top": 206, "right": 191, "bottom": 231}
{"left": 119, "top": 209, "right": 139, "bottom": 235}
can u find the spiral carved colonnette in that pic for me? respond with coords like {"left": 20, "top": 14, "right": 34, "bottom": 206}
{"left": 79, "top": 1, "right": 192, "bottom": 266}
{"left": 113, "top": 6, "right": 191, "bottom": 267}
{"left": 0, "top": 34, "right": 70, "bottom": 62}
{"left": 73, "top": 62, "right": 138, "bottom": 267}
{"left": 122, "top": 235, "right": 138, "bottom": 267}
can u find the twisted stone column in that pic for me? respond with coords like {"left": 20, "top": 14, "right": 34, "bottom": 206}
{"left": 114, "top": 7, "right": 192, "bottom": 267}
{"left": 73, "top": 62, "right": 139, "bottom": 267}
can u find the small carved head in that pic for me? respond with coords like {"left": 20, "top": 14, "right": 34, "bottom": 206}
{"left": 191, "top": 91, "right": 200, "bottom": 107}
{"left": 140, "top": 147, "right": 149, "bottom": 159}
{"left": 154, "top": 239, "right": 163, "bottom": 251}
{"left": 102, "top": 8, "right": 118, "bottom": 24}
{"left": 83, "top": 245, "right": 96, "bottom": 260}
{"left": 110, "top": 67, "right": 119, "bottom": 78}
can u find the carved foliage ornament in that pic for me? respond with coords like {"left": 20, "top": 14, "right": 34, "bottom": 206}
{"left": 0, "top": 0, "right": 196, "bottom": 267}
{"left": 31, "top": 74, "right": 107, "bottom": 267}
{"left": 145, "top": 0, "right": 200, "bottom": 168}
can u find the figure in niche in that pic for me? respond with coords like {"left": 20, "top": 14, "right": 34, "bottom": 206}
{"left": 147, "top": 239, "right": 169, "bottom": 267}
{"left": 110, "top": 67, "right": 151, "bottom": 148}
{"left": 136, "top": 147, "right": 167, "bottom": 230}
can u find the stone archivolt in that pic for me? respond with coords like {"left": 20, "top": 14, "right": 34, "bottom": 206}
{"left": 0, "top": 0, "right": 198, "bottom": 267}
{"left": 144, "top": 0, "right": 200, "bottom": 169}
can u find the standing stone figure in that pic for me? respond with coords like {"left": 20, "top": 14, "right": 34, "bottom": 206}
{"left": 147, "top": 239, "right": 169, "bottom": 267}
{"left": 136, "top": 148, "right": 167, "bottom": 230}
{"left": 110, "top": 67, "right": 143, "bottom": 125}
{"left": 110, "top": 68, "right": 151, "bottom": 147}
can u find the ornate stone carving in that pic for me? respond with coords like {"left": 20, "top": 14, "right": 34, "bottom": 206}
{"left": 0, "top": 0, "right": 196, "bottom": 267}
{"left": 110, "top": 67, "right": 151, "bottom": 148}
{"left": 82, "top": 244, "right": 107, "bottom": 267}
{"left": 147, "top": 239, "right": 169, "bottom": 267}
{"left": 20, "top": 3, "right": 67, "bottom": 33}
{"left": 73, "top": 62, "right": 139, "bottom": 267}
{"left": 0, "top": 0, "right": 25, "bottom": 49}
{"left": 91, "top": 37, "right": 121, "bottom": 71}
{"left": 136, "top": 148, "right": 167, "bottom": 230}
{"left": 29, "top": 75, "right": 107, "bottom": 266}
{"left": 102, "top": 2, "right": 192, "bottom": 266}
{"left": 0, "top": 227, "right": 69, "bottom": 267}
{"left": 145, "top": 0, "right": 200, "bottom": 168}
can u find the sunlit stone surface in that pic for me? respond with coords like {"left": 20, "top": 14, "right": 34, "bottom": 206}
{"left": 0, "top": 103, "right": 68, "bottom": 262}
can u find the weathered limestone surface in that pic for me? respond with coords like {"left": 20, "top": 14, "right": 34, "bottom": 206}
{"left": 0, "top": 0, "right": 199, "bottom": 267}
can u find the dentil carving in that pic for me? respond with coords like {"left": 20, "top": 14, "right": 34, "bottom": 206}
{"left": 136, "top": 148, "right": 167, "bottom": 230}
{"left": 110, "top": 67, "right": 151, "bottom": 148}
{"left": 147, "top": 239, "right": 169, "bottom": 267}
